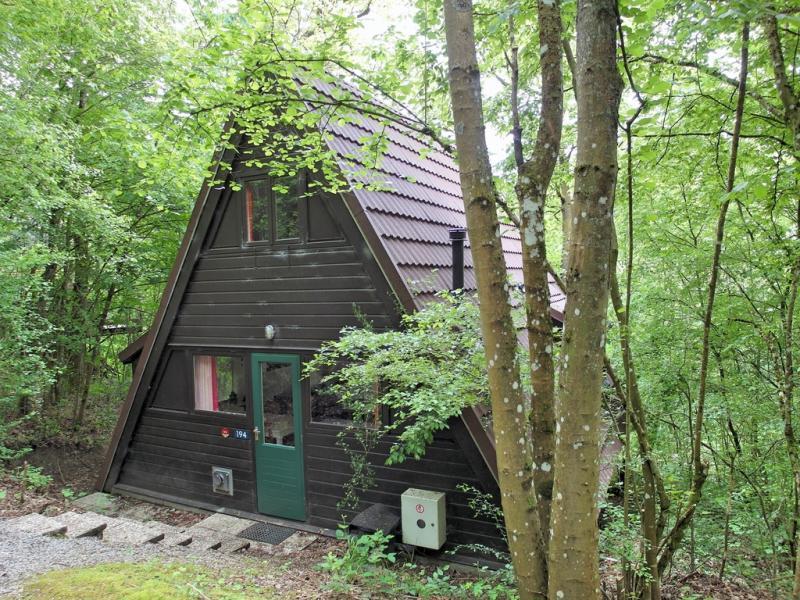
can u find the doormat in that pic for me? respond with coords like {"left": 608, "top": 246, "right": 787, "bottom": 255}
{"left": 237, "top": 522, "right": 296, "bottom": 545}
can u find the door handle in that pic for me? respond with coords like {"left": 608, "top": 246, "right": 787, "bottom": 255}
{"left": 253, "top": 426, "right": 260, "bottom": 441}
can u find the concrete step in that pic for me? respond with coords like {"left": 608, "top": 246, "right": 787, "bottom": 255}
{"left": 184, "top": 514, "right": 253, "bottom": 553}
{"left": 102, "top": 516, "right": 165, "bottom": 545}
{"left": 162, "top": 531, "right": 195, "bottom": 547}
{"left": 56, "top": 511, "right": 108, "bottom": 538}
{"left": 218, "top": 537, "right": 250, "bottom": 553}
{"left": 181, "top": 528, "right": 226, "bottom": 551}
{"left": 276, "top": 531, "right": 318, "bottom": 555}
{"left": 2, "top": 513, "right": 66, "bottom": 537}
{"left": 154, "top": 523, "right": 193, "bottom": 547}
{"left": 190, "top": 513, "right": 253, "bottom": 536}
{"left": 178, "top": 525, "right": 251, "bottom": 554}
{"left": 5, "top": 509, "right": 262, "bottom": 555}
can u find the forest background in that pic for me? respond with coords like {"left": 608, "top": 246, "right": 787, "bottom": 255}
{"left": 2, "top": 0, "right": 800, "bottom": 596}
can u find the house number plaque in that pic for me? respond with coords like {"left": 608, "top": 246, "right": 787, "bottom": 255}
{"left": 220, "top": 427, "right": 250, "bottom": 440}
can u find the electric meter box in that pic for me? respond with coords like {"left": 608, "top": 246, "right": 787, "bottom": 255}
{"left": 211, "top": 466, "right": 234, "bottom": 496}
{"left": 401, "top": 488, "right": 446, "bottom": 549}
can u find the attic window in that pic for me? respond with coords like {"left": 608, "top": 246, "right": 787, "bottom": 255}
{"left": 244, "top": 175, "right": 300, "bottom": 243}
{"left": 194, "top": 355, "right": 247, "bottom": 414}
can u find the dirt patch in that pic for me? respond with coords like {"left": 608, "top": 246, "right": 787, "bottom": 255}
{"left": 661, "top": 572, "right": 776, "bottom": 600}
{"left": 0, "top": 444, "right": 106, "bottom": 518}
{"left": 1, "top": 444, "right": 203, "bottom": 530}
{"left": 243, "top": 535, "right": 343, "bottom": 561}
{"left": 110, "top": 496, "right": 206, "bottom": 528}
{"left": 22, "top": 444, "right": 106, "bottom": 492}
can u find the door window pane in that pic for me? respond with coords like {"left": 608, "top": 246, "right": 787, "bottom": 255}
{"left": 245, "top": 179, "right": 271, "bottom": 242}
{"left": 194, "top": 355, "right": 247, "bottom": 414}
{"left": 261, "top": 362, "right": 295, "bottom": 446}
{"left": 273, "top": 176, "right": 299, "bottom": 240}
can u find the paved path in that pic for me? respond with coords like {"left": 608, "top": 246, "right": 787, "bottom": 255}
{"left": 0, "top": 496, "right": 318, "bottom": 596}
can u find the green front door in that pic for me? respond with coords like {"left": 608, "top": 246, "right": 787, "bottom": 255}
{"left": 252, "top": 353, "right": 305, "bottom": 520}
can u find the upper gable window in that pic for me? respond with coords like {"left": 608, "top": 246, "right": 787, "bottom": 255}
{"left": 244, "top": 175, "right": 300, "bottom": 243}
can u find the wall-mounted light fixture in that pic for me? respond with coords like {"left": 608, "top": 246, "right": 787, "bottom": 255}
{"left": 264, "top": 324, "right": 276, "bottom": 340}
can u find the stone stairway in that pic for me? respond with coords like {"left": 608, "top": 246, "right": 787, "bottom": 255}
{"left": 1, "top": 507, "right": 316, "bottom": 556}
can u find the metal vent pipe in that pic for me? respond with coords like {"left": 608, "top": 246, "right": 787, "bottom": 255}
{"left": 448, "top": 228, "right": 466, "bottom": 291}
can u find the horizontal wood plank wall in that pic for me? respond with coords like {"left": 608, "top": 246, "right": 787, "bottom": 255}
{"left": 116, "top": 189, "right": 403, "bottom": 515}
{"left": 171, "top": 244, "right": 394, "bottom": 348}
{"left": 305, "top": 423, "right": 505, "bottom": 552}
{"left": 117, "top": 410, "right": 255, "bottom": 512}
{"left": 169, "top": 190, "right": 399, "bottom": 350}
{"left": 113, "top": 168, "right": 503, "bottom": 551}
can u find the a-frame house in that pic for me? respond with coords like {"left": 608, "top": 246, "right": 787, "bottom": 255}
{"left": 98, "top": 92, "right": 566, "bottom": 553}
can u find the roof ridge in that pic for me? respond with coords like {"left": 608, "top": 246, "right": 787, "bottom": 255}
{"left": 311, "top": 78, "right": 455, "bottom": 161}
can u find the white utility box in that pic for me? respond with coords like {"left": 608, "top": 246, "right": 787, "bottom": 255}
{"left": 401, "top": 488, "right": 446, "bottom": 549}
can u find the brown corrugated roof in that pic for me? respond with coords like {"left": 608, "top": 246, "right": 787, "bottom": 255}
{"left": 317, "top": 90, "right": 565, "bottom": 319}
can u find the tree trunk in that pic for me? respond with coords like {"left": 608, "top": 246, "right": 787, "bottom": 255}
{"left": 547, "top": 0, "right": 621, "bottom": 597}
{"left": 443, "top": 1, "right": 547, "bottom": 597}
{"left": 657, "top": 20, "right": 749, "bottom": 577}
{"left": 763, "top": 14, "right": 800, "bottom": 597}
{"left": 513, "top": 0, "right": 564, "bottom": 533}
{"left": 763, "top": 12, "right": 800, "bottom": 153}
{"left": 779, "top": 256, "right": 800, "bottom": 600}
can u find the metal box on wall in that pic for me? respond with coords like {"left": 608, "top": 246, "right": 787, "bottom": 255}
{"left": 400, "top": 488, "right": 446, "bottom": 549}
{"left": 211, "top": 466, "right": 234, "bottom": 496}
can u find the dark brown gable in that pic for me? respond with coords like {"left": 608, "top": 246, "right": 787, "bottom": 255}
{"left": 98, "top": 131, "right": 403, "bottom": 491}
{"left": 170, "top": 203, "right": 399, "bottom": 349}
{"left": 98, "top": 130, "right": 242, "bottom": 491}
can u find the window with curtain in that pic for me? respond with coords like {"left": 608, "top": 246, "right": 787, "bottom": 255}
{"left": 193, "top": 355, "right": 247, "bottom": 414}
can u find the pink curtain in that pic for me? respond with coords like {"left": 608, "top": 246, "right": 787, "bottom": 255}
{"left": 194, "top": 356, "right": 219, "bottom": 411}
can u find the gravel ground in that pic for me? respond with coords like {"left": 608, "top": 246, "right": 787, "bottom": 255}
{"left": 0, "top": 526, "right": 245, "bottom": 597}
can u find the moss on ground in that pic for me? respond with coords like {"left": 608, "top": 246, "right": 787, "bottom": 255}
{"left": 19, "top": 562, "right": 279, "bottom": 600}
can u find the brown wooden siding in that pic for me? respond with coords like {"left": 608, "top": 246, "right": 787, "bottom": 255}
{"left": 112, "top": 165, "right": 503, "bottom": 553}
{"left": 117, "top": 409, "right": 256, "bottom": 512}
{"left": 168, "top": 189, "right": 400, "bottom": 350}
{"left": 305, "top": 422, "right": 504, "bottom": 552}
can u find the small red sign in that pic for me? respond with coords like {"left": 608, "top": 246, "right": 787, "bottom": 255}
{"left": 220, "top": 427, "right": 231, "bottom": 438}
{"left": 415, "top": 503, "right": 425, "bottom": 514}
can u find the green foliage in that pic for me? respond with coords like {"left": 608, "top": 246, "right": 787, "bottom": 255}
{"left": 307, "top": 292, "right": 490, "bottom": 513}
{"left": 319, "top": 527, "right": 517, "bottom": 599}
{"left": 334, "top": 424, "right": 380, "bottom": 514}
{"left": 0, "top": 0, "right": 212, "bottom": 449}
{"left": 14, "top": 465, "right": 53, "bottom": 491}
{"left": 599, "top": 503, "right": 652, "bottom": 584}
{"left": 19, "top": 561, "right": 276, "bottom": 599}
{"left": 452, "top": 483, "right": 510, "bottom": 562}
{"left": 306, "top": 292, "right": 488, "bottom": 465}
{"left": 322, "top": 527, "right": 398, "bottom": 574}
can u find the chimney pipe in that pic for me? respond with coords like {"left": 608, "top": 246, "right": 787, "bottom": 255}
{"left": 448, "top": 228, "right": 466, "bottom": 291}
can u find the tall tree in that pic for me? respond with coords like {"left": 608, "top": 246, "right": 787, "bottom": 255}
{"left": 513, "top": 0, "right": 564, "bottom": 532}
{"left": 443, "top": 1, "right": 548, "bottom": 597}
{"left": 763, "top": 8, "right": 800, "bottom": 597}
{"left": 547, "top": 0, "right": 621, "bottom": 597}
